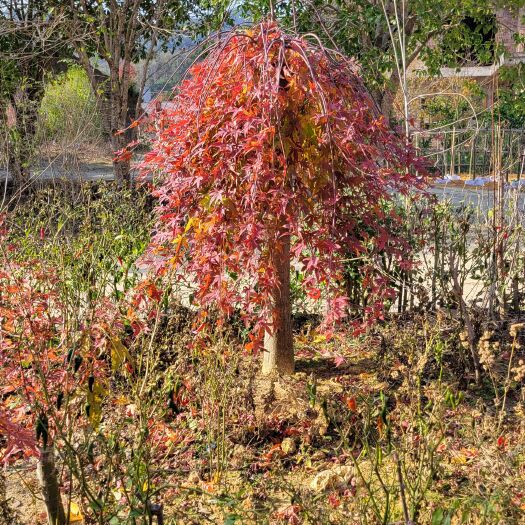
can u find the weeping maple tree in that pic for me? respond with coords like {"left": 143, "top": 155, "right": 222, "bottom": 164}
{"left": 143, "top": 22, "right": 424, "bottom": 374}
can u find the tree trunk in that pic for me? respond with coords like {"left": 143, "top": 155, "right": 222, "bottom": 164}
{"left": 369, "top": 81, "right": 395, "bottom": 123}
{"left": 111, "top": 131, "right": 131, "bottom": 186}
{"left": 37, "top": 446, "right": 66, "bottom": 525}
{"left": 262, "top": 233, "right": 294, "bottom": 375}
{"left": 87, "top": 67, "right": 136, "bottom": 186}
{"left": 380, "top": 89, "right": 395, "bottom": 122}
{"left": 111, "top": 86, "right": 138, "bottom": 186}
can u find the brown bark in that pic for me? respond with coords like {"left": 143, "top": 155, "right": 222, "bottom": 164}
{"left": 262, "top": 233, "right": 294, "bottom": 375}
{"left": 37, "top": 446, "right": 66, "bottom": 525}
{"left": 111, "top": 130, "right": 131, "bottom": 186}
{"left": 82, "top": 68, "right": 137, "bottom": 186}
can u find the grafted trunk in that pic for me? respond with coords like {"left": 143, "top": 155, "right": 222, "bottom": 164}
{"left": 37, "top": 446, "right": 66, "bottom": 525}
{"left": 262, "top": 233, "right": 294, "bottom": 375}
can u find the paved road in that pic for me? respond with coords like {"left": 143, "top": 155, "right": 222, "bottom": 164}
{"left": 2, "top": 164, "right": 525, "bottom": 215}
{"left": 0, "top": 162, "right": 116, "bottom": 184}
{"left": 427, "top": 184, "right": 525, "bottom": 217}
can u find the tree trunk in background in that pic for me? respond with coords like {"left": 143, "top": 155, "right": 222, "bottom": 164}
{"left": 369, "top": 65, "right": 404, "bottom": 124}
{"left": 109, "top": 85, "right": 138, "bottom": 186}
{"left": 110, "top": 128, "right": 130, "bottom": 186}
{"left": 262, "top": 233, "right": 294, "bottom": 375}
{"left": 80, "top": 65, "right": 138, "bottom": 186}
{"left": 380, "top": 90, "right": 395, "bottom": 122}
{"left": 37, "top": 446, "right": 66, "bottom": 525}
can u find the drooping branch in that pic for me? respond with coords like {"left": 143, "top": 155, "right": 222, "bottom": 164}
{"left": 142, "top": 22, "right": 424, "bottom": 374}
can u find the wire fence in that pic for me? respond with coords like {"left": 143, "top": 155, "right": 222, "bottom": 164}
{"left": 413, "top": 128, "right": 525, "bottom": 180}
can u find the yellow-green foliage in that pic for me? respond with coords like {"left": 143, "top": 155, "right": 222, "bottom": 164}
{"left": 38, "top": 65, "right": 101, "bottom": 143}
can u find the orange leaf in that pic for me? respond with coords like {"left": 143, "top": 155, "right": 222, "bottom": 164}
{"left": 344, "top": 396, "right": 357, "bottom": 411}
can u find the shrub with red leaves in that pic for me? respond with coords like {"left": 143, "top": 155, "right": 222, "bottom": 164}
{"left": 0, "top": 230, "right": 125, "bottom": 462}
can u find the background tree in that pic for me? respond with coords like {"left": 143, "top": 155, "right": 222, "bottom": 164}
{"left": 142, "top": 22, "right": 423, "bottom": 375}
{"left": 0, "top": 2, "right": 70, "bottom": 188}
{"left": 240, "top": 0, "right": 523, "bottom": 119}
{"left": 60, "top": 0, "right": 227, "bottom": 184}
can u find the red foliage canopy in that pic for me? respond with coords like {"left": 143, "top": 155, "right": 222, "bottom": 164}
{"left": 142, "top": 22, "right": 424, "bottom": 337}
